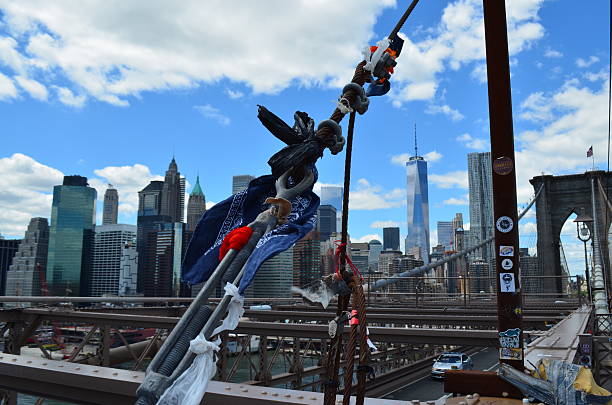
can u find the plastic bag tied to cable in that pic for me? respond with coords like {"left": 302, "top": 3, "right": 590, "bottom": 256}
{"left": 157, "top": 283, "right": 245, "bottom": 405}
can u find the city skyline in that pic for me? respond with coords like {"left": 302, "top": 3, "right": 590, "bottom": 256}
{"left": 0, "top": 1, "right": 609, "bottom": 278}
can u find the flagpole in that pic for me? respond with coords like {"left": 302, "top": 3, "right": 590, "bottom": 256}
{"left": 593, "top": 151, "right": 595, "bottom": 171}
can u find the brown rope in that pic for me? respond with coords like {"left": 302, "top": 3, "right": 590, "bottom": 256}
{"left": 342, "top": 277, "right": 359, "bottom": 404}
{"left": 353, "top": 279, "right": 369, "bottom": 404}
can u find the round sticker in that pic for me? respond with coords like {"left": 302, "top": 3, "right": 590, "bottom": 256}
{"left": 496, "top": 216, "right": 514, "bottom": 233}
{"left": 501, "top": 258, "right": 513, "bottom": 270}
{"left": 493, "top": 156, "right": 514, "bottom": 175}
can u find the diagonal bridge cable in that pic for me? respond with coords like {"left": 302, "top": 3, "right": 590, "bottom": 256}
{"left": 368, "top": 183, "right": 544, "bottom": 292}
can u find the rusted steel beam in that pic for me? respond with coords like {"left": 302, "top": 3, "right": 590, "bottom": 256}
{"left": 243, "top": 310, "right": 559, "bottom": 329}
{"left": 0, "top": 308, "right": 499, "bottom": 345}
{"left": 0, "top": 353, "right": 414, "bottom": 404}
{"left": 482, "top": 0, "right": 524, "bottom": 369}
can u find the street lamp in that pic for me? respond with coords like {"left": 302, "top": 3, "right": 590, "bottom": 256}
{"left": 574, "top": 212, "right": 593, "bottom": 302}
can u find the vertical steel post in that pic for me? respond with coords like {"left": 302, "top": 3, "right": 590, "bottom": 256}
{"left": 482, "top": 0, "right": 524, "bottom": 369}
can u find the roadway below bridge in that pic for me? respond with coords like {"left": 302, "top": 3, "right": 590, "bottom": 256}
{"left": 383, "top": 347, "right": 499, "bottom": 402}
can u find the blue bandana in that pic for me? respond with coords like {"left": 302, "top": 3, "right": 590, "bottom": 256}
{"left": 182, "top": 173, "right": 319, "bottom": 294}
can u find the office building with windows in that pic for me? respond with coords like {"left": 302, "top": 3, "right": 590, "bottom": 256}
{"left": 317, "top": 205, "right": 337, "bottom": 242}
{"left": 46, "top": 175, "right": 97, "bottom": 296}
{"left": 468, "top": 152, "right": 494, "bottom": 262}
{"left": 232, "top": 175, "right": 255, "bottom": 194}
{"left": 187, "top": 175, "right": 206, "bottom": 231}
{"left": 437, "top": 221, "right": 453, "bottom": 251}
{"left": 5, "top": 218, "right": 49, "bottom": 302}
{"left": 91, "top": 224, "right": 137, "bottom": 297}
{"left": 383, "top": 227, "right": 400, "bottom": 251}
{"left": 102, "top": 185, "right": 119, "bottom": 225}
{"left": 253, "top": 247, "right": 294, "bottom": 298}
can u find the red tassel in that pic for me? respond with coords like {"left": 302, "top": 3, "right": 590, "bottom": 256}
{"left": 219, "top": 226, "right": 253, "bottom": 261}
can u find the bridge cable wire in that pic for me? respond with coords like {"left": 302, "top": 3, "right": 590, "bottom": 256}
{"left": 368, "top": 183, "right": 544, "bottom": 292}
{"left": 605, "top": 2, "right": 611, "bottom": 291}
{"left": 590, "top": 178, "right": 611, "bottom": 330}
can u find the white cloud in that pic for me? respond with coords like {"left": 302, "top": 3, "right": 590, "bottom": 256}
{"left": 576, "top": 56, "right": 599, "bottom": 68}
{"left": 391, "top": 150, "right": 442, "bottom": 166}
{"left": 194, "top": 104, "right": 230, "bottom": 126}
{"left": 425, "top": 104, "right": 464, "bottom": 121}
{"left": 0, "top": 1, "right": 395, "bottom": 105}
{"left": 519, "top": 222, "right": 537, "bottom": 235}
{"left": 390, "top": 153, "right": 410, "bottom": 166}
{"left": 0, "top": 71, "right": 17, "bottom": 99}
{"left": 14, "top": 75, "right": 47, "bottom": 100}
{"left": 519, "top": 92, "right": 552, "bottom": 122}
{"left": 205, "top": 201, "right": 216, "bottom": 210}
{"left": 443, "top": 194, "right": 469, "bottom": 205}
{"left": 349, "top": 178, "right": 405, "bottom": 210}
{"left": 225, "top": 89, "right": 244, "bottom": 99}
{"left": 350, "top": 233, "right": 382, "bottom": 244}
{"left": 370, "top": 220, "right": 400, "bottom": 229}
{"left": 424, "top": 150, "right": 443, "bottom": 163}
{"left": 515, "top": 74, "right": 610, "bottom": 201}
{"left": 90, "top": 164, "right": 163, "bottom": 217}
{"left": 390, "top": 0, "right": 544, "bottom": 107}
{"left": 54, "top": 86, "right": 86, "bottom": 107}
{"left": 544, "top": 48, "right": 562, "bottom": 58}
{"left": 429, "top": 170, "right": 468, "bottom": 189}
{"left": 0, "top": 153, "right": 63, "bottom": 237}
{"left": 456, "top": 133, "right": 488, "bottom": 150}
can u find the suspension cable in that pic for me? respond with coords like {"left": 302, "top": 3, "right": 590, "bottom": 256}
{"left": 369, "top": 183, "right": 544, "bottom": 292}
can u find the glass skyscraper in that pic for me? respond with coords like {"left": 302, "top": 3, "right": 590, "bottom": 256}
{"left": 405, "top": 153, "right": 430, "bottom": 264}
{"left": 320, "top": 186, "right": 343, "bottom": 210}
{"left": 383, "top": 227, "right": 400, "bottom": 251}
{"left": 467, "top": 152, "right": 494, "bottom": 263}
{"left": 317, "top": 204, "right": 337, "bottom": 241}
{"left": 320, "top": 186, "right": 343, "bottom": 231}
{"left": 437, "top": 221, "right": 453, "bottom": 250}
{"left": 46, "top": 175, "right": 97, "bottom": 296}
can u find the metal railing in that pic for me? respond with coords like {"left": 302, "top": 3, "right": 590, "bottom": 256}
{"left": 363, "top": 275, "right": 584, "bottom": 307}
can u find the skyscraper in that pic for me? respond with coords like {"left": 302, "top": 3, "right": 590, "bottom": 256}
{"left": 292, "top": 231, "right": 321, "bottom": 288}
{"left": 368, "top": 239, "right": 383, "bottom": 271}
{"left": 119, "top": 242, "right": 138, "bottom": 296}
{"left": 437, "top": 221, "right": 453, "bottom": 250}
{"left": 0, "top": 238, "right": 21, "bottom": 296}
{"left": 320, "top": 186, "right": 343, "bottom": 210}
{"left": 137, "top": 180, "right": 172, "bottom": 292}
{"left": 405, "top": 128, "right": 430, "bottom": 264}
{"left": 317, "top": 205, "right": 337, "bottom": 241}
{"left": 187, "top": 175, "right": 206, "bottom": 231}
{"left": 46, "top": 175, "right": 97, "bottom": 296}
{"left": 142, "top": 223, "right": 192, "bottom": 297}
{"left": 161, "top": 158, "right": 186, "bottom": 223}
{"left": 232, "top": 175, "right": 255, "bottom": 194}
{"left": 383, "top": 227, "right": 400, "bottom": 251}
{"left": 91, "top": 224, "right": 137, "bottom": 297}
{"left": 5, "top": 218, "right": 49, "bottom": 302}
{"left": 321, "top": 185, "right": 343, "bottom": 229}
{"left": 102, "top": 185, "right": 119, "bottom": 225}
{"left": 252, "top": 247, "right": 294, "bottom": 298}
{"left": 467, "top": 152, "right": 494, "bottom": 262}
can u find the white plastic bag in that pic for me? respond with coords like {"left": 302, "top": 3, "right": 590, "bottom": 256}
{"left": 157, "top": 283, "right": 244, "bottom": 405}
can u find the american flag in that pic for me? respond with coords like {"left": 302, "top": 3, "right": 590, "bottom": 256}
{"left": 587, "top": 146, "right": 593, "bottom": 157}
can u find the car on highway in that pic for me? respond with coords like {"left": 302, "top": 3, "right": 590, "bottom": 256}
{"left": 430, "top": 352, "right": 473, "bottom": 379}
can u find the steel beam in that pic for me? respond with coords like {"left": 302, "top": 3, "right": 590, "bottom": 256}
{"left": 243, "top": 310, "right": 559, "bottom": 329}
{"left": 0, "top": 353, "right": 419, "bottom": 405}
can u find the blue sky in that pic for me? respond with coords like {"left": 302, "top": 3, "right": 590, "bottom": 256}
{"left": 0, "top": 0, "right": 609, "bottom": 275}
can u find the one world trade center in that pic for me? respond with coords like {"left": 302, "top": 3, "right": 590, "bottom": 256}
{"left": 405, "top": 128, "right": 430, "bottom": 264}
